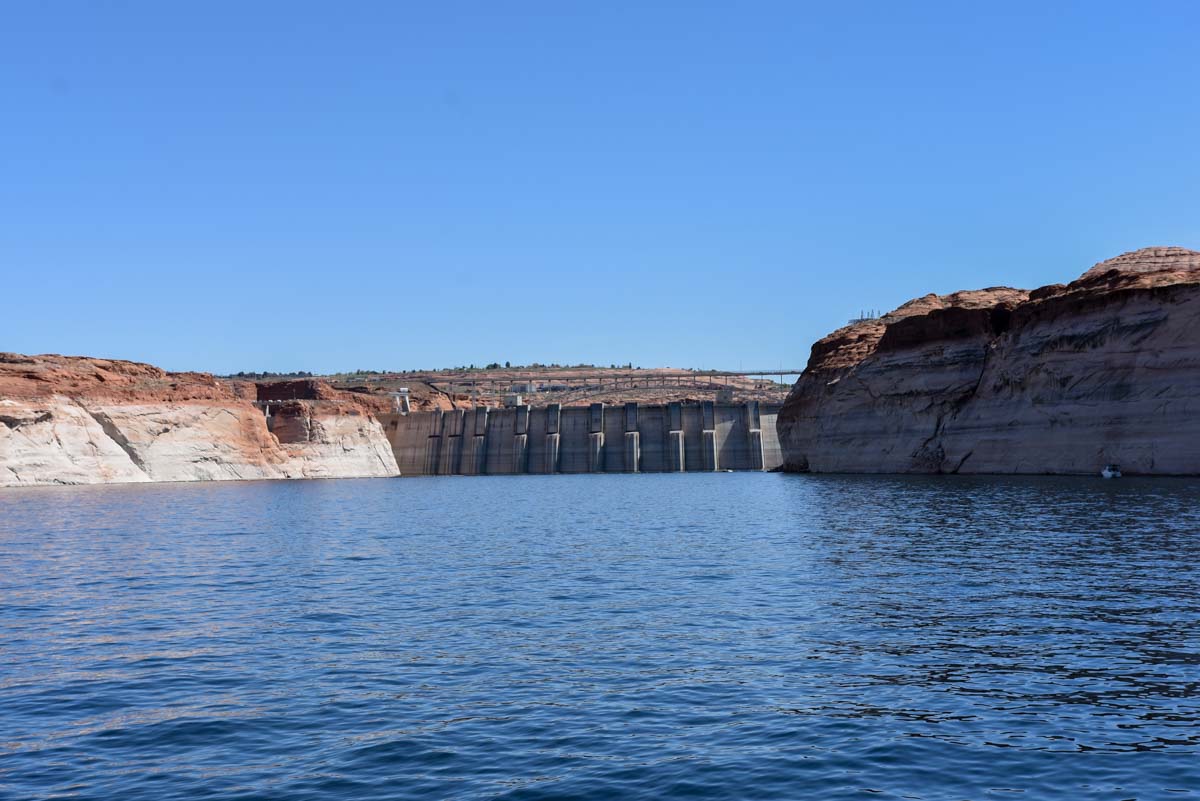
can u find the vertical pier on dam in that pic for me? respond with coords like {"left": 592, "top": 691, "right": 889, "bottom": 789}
{"left": 380, "top": 401, "right": 784, "bottom": 476}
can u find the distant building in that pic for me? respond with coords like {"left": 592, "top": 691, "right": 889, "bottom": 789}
{"left": 716, "top": 388, "right": 735, "bottom": 404}
{"left": 389, "top": 388, "right": 410, "bottom": 414}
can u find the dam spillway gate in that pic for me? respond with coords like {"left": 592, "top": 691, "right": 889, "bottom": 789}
{"left": 378, "top": 401, "right": 783, "bottom": 476}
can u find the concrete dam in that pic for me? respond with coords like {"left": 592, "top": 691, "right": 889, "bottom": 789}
{"left": 378, "top": 401, "right": 784, "bottom": 476}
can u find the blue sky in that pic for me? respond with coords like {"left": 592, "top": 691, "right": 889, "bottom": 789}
{"left": 3, "top": 1, "right": 1198, "bottom": 374}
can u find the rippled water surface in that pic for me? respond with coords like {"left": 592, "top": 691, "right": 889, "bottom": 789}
{"left": 1, "top": 474, "right": 1198, "bottom": 800}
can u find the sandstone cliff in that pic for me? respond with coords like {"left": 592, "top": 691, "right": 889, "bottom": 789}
{"left": 777, "top": 246, "right": 1200, "bottom": 475}
{"left": 0, "top": 354, "right": 400, "bottom": 487}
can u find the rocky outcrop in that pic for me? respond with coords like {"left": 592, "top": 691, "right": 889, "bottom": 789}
{"left": 0, "top": 354, "right": 400, "bottom": 487}
{"left": 266, "top": 400, "right": 399, "bottom": 479}
{"left": 778, "top": 247, "right": 1200, "bottom": 475}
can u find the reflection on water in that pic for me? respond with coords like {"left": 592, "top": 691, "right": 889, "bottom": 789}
{"left": 1, "top": 474, "right": 1197, "bottom": 800}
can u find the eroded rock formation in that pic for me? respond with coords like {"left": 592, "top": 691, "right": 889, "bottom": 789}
{"left": 0, "top": 354, "right": 400, "bottom": 487}
{"left": 778, "top": 246, "right": 1200, "bottom": 475}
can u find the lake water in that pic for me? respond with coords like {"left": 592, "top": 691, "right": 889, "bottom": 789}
{"left": 1, "top": 473, "right": 1197, "bottom": 800}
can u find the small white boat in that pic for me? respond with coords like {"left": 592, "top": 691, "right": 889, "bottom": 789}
{"left": 1101, "top": 463, "right": 1121, "bottom": 479}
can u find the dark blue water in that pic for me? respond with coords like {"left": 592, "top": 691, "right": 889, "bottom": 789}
{"left": 1, "top": 474, "right": 1198, "bottom": 800}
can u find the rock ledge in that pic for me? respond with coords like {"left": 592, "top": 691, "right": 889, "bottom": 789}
{"left": 777, "top": 247, "right": 1200, "bottom": 475}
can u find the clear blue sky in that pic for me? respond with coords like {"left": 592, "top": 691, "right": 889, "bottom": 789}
{"left": 3, "top": 2, "right": 1198, "bottom": 375}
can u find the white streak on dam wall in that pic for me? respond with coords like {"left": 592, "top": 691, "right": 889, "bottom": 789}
{"left": 378, "top": 401, "right": 783, "bottom": 476}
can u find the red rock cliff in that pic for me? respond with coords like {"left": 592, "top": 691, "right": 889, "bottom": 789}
{"left": 777, "top": 247, "right": 1200, "bottom": 474}
{"left": 0, "top": 354, "right": 400, "bottom": 486}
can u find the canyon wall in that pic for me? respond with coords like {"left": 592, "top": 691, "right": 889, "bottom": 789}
{"left": 778, "top": 247, "right": 1200, "bottom": 475}
{"left": 0, "top": 355, "right": 400, "bottom": 487}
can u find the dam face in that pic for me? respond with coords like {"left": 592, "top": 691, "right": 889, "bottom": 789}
{"left": 378, "top": 401, "right": 783, "bottom": 476}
